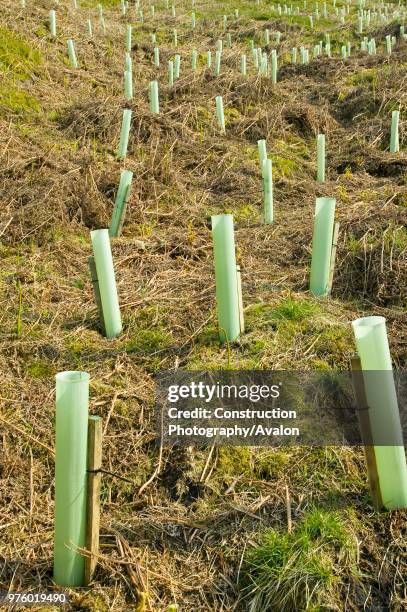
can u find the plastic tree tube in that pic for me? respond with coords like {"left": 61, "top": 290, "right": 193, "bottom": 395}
{"left": 262, "top": 159, "right": 273, "bottom": 224}
{"left": 352, "top": 316, "right": 407, "bottom": 509}
{"left": 191, "top": 11, "right": 196, "bottom": 29}
{"left": 240, "top": 54, "right": 247, "bottom": 75}
{"left": 215, "top": 96, "right": 225, "bottom": 133}
{"left": 291, "top": 47, "right": 297, "bottom": 63}
{"left": 257, "top": 139, "right": 267, "bottom": 167}
{"left": 217, "top": 39, "right": 223, "bottom": 52}
{"left": 386, "top": 34, "right": 391, "bottom": 54}
{"left": 207, "top": 50, "right": 212, "bottom": 68}
{"left": 215, "top": 50, "right": 221, "bottom": 76}
{"left": 309, "top": 197, "right": 336, "bottom": 297}
{"left": 253, "top": 48, "right": 259, "bottom": 69}
{"left": 87, "top": 19, "right": 93, "bottom": 36}
{"left": 154, "top": 47, "right": 160, "bottom": 67}
{"left": 192, "top": 49, "right": 197, "bottom": 70}
{"left": 151, "top": 33, "right": 156, "bottom": 44}
{"left": 117, "top": 109, "right": 132, "bottom": 160}
{"left": 124, "top": 70, "right": 133, "bottom": 100}
{"left": 125, "top": 52, "right": 132, "bottom": 72}
{"left": 54, "top": 371, "right": 89, "bottom": 586}
{"left": 91, "top": 230, "right": 122, "bottom": 338}
{"left": 172, "top": 5, "right": 176, "bottom": 17}
{"left": 390, "top": 110, "right": 399, "bottom": 153}
{"left": 67, "top": 39, "right": 78, "bottom": 69}
{"left": 126, "top": 24, "right": 132, "bottom": 52}
{"left": 271, "top": 50, "right": 277, "bottom": 84}
{"left": 174, "top": 54, "right": 181, "bottom": 79}
{"left": 264, "top": 28, "right": 270, "bottom": 45}
{"left": 109, "top": 170, "right": 133, "bottom": 237}
{"left": 211, "top": 215, "right": 240, "bottom": 343}
{"left": 260, "top": 53, "right": 268, "bottom": 75}
{"left": 149, "top": 81, "right": 159, "bottom": 114}
{"left": 317, "top": 133, "right": 325, "bottom": 182}
{"left": 168, "top": 60, "right": 174, "bottom": 86}
{"left": 173, "top": 28, "right": 177, "bottom": 46}
{"left": 49, "top": 10, "right": 57, "bottom": 37}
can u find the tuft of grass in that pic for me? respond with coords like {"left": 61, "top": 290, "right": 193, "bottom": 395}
{"left": 242, "top": 509, "right": 359, "bottom": 611}
{"left": 245, "top": 297, "right": 320, "bottom": 332}
{"left": 272, "top": 298, "right": 319, "bottom": 321}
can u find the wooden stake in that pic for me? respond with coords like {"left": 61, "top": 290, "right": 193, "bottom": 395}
{"left": 236, "top": 265, "right": 245, "bottom": 334}
{"left": 350, "top": 357, "right": 383, "bottom": 510}
{"left": 327, "top": 221, "right": 339, "bottom": 294}
{"left": 85, "top": 416, "right": 102, "bottom": 585}
{"left": 88, "top": 256, "right": 106, "bottom": 336}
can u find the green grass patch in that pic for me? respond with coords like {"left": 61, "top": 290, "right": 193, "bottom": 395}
{"left": 242, "top": 509, "right": 359, "bottom": 611}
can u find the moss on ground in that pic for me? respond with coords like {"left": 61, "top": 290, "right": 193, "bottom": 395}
{"left": 0, "top": 27, "right": 42, "bottom": 78}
